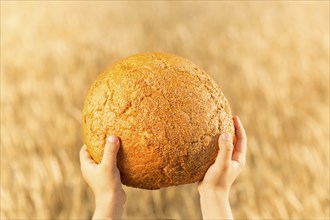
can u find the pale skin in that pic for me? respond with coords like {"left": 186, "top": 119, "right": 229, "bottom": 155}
{"left": 80, "top": 116, "right": 247, "bottom": 219}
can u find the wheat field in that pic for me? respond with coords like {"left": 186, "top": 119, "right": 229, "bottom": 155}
{"left": 1, "top": 1, "right": 329, "bottom": 219}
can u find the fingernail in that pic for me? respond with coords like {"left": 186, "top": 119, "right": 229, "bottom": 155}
{"left": 108, "top": 135, "right": 119, "bottom": 144}
{"left": 222, "top": 133, "right": 232, "bottom": 141}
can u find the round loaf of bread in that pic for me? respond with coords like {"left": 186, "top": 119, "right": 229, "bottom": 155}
{"left": 82, "top": 52, "right": 234, "bottom": 189}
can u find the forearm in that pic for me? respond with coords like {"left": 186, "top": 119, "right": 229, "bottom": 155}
{"left": 93, "top": 195, "right": 125, "bottom": 220}
{"left": 199, "top": 189, "right": 233, "bottom": 220}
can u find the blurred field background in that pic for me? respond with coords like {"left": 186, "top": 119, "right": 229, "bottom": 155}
{"left": 1, "top": 1, "right": 329, "bottom": 219}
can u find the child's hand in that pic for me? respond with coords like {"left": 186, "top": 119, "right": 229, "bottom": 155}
{"left": 80, "top": 136, "right": 126, "bottom": 219}
{"left": 198, "top": 116, "right": 247, "bottom": 219}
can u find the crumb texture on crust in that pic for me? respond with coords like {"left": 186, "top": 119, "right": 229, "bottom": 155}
{"left": 82, "top": 52, "right": 234, "bottom": 189}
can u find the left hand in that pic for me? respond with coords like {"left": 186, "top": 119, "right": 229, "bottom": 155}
{"left": 80, "top": 136, "right": 126, "bottom": 219}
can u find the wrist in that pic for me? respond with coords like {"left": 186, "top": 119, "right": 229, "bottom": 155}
{"left": 198, "top": 186, "right": 233, "bottom": 220}
{"left": 198, "top": 184, "right": 230, "bottom": 199}
{"left": 93, "top": 191, "right": 126, "bottom": 220}
{"left": 95, "top": 189, "right": 126, "bottom": 207}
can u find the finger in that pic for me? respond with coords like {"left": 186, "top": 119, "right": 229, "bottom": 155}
{"left": 214, "top": 133, "right": 234, "bottom": 170}
{"left": 101, "top": 135, "right": 120, "bottom": 169}
{"left": 232, "top": 116, "right": 247, "bottom": 165}
{"left": 79, "top": 145, "right": 97, "bottom": 165}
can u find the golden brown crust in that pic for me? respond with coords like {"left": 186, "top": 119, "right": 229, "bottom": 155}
{"left": 82, "top": 52, "right": 234, "bottom": 189}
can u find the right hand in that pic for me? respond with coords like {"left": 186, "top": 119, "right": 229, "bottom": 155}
{"left": 198, "top": 116, "right": 247, "bottom": 194}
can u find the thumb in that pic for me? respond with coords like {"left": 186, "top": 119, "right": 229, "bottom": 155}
{"left": 101, "top": 135, "right": 120, "bottom": 169}
{"left": 214, "top": 133, "right": 234, "bottom": 170}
